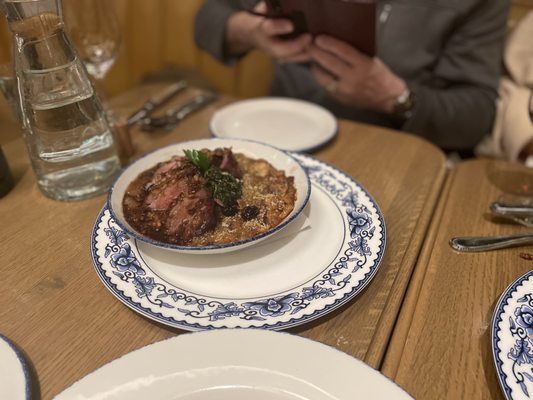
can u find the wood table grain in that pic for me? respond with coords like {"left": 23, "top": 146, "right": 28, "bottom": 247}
{"left": 382, "top": 158, "right": 533, "bottom": 399}
{"left": 0, "top": 84, "right": 447, "bottom": 399}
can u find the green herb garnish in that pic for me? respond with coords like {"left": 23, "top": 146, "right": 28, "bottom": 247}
{"left": 184, "top": 149, "right": 210, "bottom": 174}
{"left": 205, "top": 167, "right": 242, "bottom": 207}
{"left": 184, "top": 149, "right": 242, "bottom": 207}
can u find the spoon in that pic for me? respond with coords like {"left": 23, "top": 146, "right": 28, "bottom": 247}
{"left": 449, "top": 232, "right": 533, "bottom": 252}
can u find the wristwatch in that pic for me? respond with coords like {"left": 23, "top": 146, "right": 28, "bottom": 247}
{"left": 392, "top": 88, "right": 415, "bottom": 120}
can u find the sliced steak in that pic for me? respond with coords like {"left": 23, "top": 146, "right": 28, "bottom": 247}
{"left": 124, "top": 155, "right": 217, "bottom": 244}
{"left": 144, "top": 158, "right": 196, "bottom": 211}
{"left": 166, "top": 186, "right": 216, "bottom": 241}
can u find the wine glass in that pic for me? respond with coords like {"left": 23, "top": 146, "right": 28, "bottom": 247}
{"left": 63, "top": 0, "right": 121, "bottom": 81}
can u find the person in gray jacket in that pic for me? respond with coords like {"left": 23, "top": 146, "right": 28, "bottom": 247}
{"left": 195, "top": 0, "right": 510, "bottom": 153}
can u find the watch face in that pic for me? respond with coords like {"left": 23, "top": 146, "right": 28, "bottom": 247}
{"left": 393, "top": 90, "right": 414, "bottom": 119}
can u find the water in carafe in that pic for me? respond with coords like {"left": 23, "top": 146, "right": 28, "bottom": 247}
{"left": 1, "top": 0, "right": 120, "bottom": 201}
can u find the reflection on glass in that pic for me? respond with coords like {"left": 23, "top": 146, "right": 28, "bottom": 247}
{"left": 0, "top": 62, "right": 21, "bottom": 121}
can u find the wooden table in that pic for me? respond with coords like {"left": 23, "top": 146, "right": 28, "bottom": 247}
{"left": 383, "top": 158, "right": 533, "bottom": 399}
{"left": 0, "top": 84, "right": 447, "bottom": 398}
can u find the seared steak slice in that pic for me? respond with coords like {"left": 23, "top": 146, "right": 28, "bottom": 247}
{"left": 166, "top": 186, "right": 216, "bottom": 240}
{"left": 140, "top": 156, "right": 216, "bottom": 243}
{"left": 144, "top": 158, "right": 192, "bottom": 210}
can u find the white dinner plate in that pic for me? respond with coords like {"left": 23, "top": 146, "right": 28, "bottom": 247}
{"left": 209, "top": 98, "right": 337, "bottom": 152}
{"left": 54, "top": 329, "right": 413, "bottom": 400}
{"left": 493, "top": 270, "right": 533, "bottom": 399}
{"left": 91, "top": 153, "right": 385, "bottom": 330}
{"left": 0, "top": 335, "right": 31, "bottom": 400}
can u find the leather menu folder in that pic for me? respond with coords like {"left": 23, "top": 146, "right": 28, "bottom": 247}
{"left": 265, "top": 0, "right": 376, "bottom": 56}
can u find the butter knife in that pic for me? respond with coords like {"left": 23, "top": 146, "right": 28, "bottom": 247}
{"left": 141, "top": 93, "right": 218, "bottom": 131}
{"left": 127, "top": 80, "right": 188, "bottom": 125}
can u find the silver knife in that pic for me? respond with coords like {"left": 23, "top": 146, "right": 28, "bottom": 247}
{"left": 127, "top": 80, "right": 188, "bottom": 125}
{"left": 141, "top": 93, "right": 218, "bottom": 132}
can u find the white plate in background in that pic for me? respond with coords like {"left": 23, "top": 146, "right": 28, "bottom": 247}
{"left": 210, "top": 98, "right": 337, "bottom": 152}
{"left": 54, "top": 329, "right": 413, "bottom": 400}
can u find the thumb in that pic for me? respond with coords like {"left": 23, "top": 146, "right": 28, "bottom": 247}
{"left": 261, "top": 17, "right": 294, "bottom": 35}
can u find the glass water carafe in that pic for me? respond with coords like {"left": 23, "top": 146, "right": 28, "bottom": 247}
{"left": 1, "top": 0, "right": 120, "bottom": 201}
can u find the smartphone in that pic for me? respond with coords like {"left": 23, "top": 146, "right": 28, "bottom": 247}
{"left": 263, "top": 0, "right": 376, "bottom": 56}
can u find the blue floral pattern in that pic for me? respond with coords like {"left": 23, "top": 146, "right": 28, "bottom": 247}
{"left": 502, "top": 294, "right": 533, "bottom": 398}
{"left": 92, "top": 153, "right": 385, "bottom": 330}
{"left": 493, "top": 273, "right": 533, "bottom": 400}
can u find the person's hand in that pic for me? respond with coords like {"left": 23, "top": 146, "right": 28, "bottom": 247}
{"left": 226, "top": 2, "right": 312, "bottom": 63}
{"left": 308, "top": 35, "right": 407, "bottom": 113}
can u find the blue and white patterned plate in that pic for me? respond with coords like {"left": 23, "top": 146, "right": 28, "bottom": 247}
{"left": 493, "top": 270, "right": 533, "bottom": 399}
{"left": 91, "top": 153, "right": 386, "bottom": 331}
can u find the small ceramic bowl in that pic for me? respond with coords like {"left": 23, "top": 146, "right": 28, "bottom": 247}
{"left": 108, "top": 138, "right": 311, "bottom": 254}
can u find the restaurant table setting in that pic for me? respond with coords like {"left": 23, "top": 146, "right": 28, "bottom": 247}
{"left": 0, "top": 76, "right": 448, "bottom": 398}
{"left": 2, "top": 0, "right": 533, "bottom": 396}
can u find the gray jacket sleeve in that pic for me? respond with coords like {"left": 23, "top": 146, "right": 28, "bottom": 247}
{"left": 403, "top": 0, "right": 510, "bottom": 150}
{"left": 194, "top": 0, "right": 245, "bottom": 63}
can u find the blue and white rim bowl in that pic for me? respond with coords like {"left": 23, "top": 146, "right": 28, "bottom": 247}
{"left": 108, "top": 138, "right": 311, "bottom": 254}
